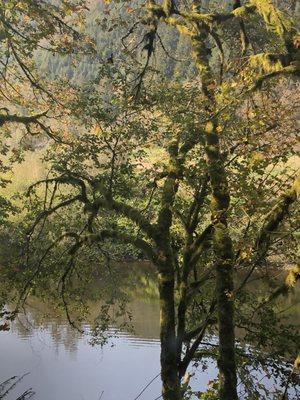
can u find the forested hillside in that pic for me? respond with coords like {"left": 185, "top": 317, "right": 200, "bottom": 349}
{"left": 37, "top": 0, "right": 300, "bottom": 82}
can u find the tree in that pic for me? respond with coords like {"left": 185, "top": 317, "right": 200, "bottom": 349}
{"left": 0, "top": 0, "right": 96, "bottom": 229}
{"left": 0, "top": 1, "right": 299, "bottom": 400}
{"left": 0, "top": 0, "right": 94, "bottom": 131}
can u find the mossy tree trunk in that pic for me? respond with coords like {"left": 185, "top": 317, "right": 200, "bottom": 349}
{"left": 190, "top": 4, "right": 238, "bottom": 397}
{"left": 156, "top": 137, "right": 183, "bottom": 400}
{"left": 204, "top": 122, "right": 238, "bottom": 400}
{"left": 158, "top": 258, "right": 182, "bottom": 400}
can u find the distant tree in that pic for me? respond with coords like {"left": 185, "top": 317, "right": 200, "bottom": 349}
{"left": 0, "top": 0, "right": 93, "bottom": 131}
{"left": 0, "top": 0, "right": 95, "bottom": 226}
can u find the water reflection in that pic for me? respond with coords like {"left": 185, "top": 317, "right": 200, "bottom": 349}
{"left": 0, "top": 263, "right": 299, "bottom": 400}
{"left": 0, "top": 295, "right": 217, "bottom": 400}
{"left": 0, "top": 298, "right": 162, "bottom": 400}
{"left": 10, "top": 296, "right": 160, "bottom": 345}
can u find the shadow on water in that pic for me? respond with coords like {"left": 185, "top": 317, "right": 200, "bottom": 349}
{"left": 0, "top": 262, "right": 299, "bottom": 400}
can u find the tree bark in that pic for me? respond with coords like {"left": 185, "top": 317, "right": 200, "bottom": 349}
{"left": 214, "top": 226, "right": 237, "bottom": 400}
{"left": 204, "top": 121, "right": 238, "bottom": 400}
{"left": 156, "top": 133, "right": 183, "bottom": 399}
{"left": 188, "top": 5, "right": 239, "bottom": 395}
{"left": 158, "top": 265, "right": 182, "bottom": 400}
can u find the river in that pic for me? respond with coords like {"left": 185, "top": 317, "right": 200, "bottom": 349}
{"left": 0, "top": 263, "right": 299, "bottom": 400}
{"left": 0, "top": 298, "right": 218, "bottom": 400}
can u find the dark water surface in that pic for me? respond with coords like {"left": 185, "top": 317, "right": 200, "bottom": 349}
{"left": 0, "top": 264, "right": 299, "bottom": 400}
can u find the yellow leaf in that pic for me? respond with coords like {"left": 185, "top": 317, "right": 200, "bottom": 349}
{"left": 93, "top": 124, "right": 102, "bottom": 135}
{"left": 205, "top": 121, "right": 214, "bottom": 133}
{"left": 294, "top": 355, "right": 300, "bottom": 370}
{"left": 249, "top": 151, "right": 264, "bottom": 167}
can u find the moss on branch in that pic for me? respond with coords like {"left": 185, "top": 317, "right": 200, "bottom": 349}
{"left": 80, "top": 230, "right": 157, "bottom": 262}
{"left": 0, "top": 110, "right": 48, "bottom": 127}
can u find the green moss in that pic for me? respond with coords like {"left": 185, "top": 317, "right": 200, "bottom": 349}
{"left": 249, "top": 53, "right": 283, "bottom": 73}
{"left": 232, "top": 5, "right": 256, "bottom": 17}
{"left": 250, "top": 0, "right": 294, "bottom": 38}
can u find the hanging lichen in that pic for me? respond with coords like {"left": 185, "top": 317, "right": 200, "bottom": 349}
{"left": 250, "top": 0, "right": 294, "bottom": 38}
{"left": 165, "top": 17, "right": 194, "bottom": 37}
{"left": 232, "top": 4, "right": 256, "bottom": 17}
{"left": 182, "top": 10, "right": 214, "bottom": 25}
{"left": 249, "top": 53, "right": 284, "bottom": 73}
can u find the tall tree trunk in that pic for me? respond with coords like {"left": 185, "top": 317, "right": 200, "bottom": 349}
{"left": 214, "top": 226, "right": 237, "bottom": 400}
{"left": 156, "top": 134, "right": 183, "bottom": 399}
{"left": 204, "top": 121, "right": 238, "bottom": 400}
{"left": 189, "top": 5, "right": 238, "bottom": 395}
{"left": 158, "top": 265, "right": 182, "bottom": 400}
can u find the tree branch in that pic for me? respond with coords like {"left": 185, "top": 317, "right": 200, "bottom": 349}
{"left": 179, "top": 301, "right": 216, "bottom": 377}
{"left": 93, "top": 197, "right": 158, "bottom": 241}
{"left": 236, "top": 174, "right": 299, "bottom": 293}
{"left": 79, "top": 230, "right": 157, "bottom": 263}
{"left": 0, "top": 110, "right": 48, "bottom": 127}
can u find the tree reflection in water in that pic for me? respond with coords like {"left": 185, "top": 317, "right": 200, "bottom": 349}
{"left": 0, "top": 374, "right": 35, "bottom": 400}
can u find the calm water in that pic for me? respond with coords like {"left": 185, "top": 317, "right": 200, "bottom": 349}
{"left": 0, "top": 297, "right": 216, "bottom": 400}
{"left": 0, "top": 299, "right": 160, "bottom": 400}
{"left": 0, "top": 264, "right": 299, "bottom": 400}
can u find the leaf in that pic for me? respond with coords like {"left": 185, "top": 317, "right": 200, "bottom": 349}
{"left": 294, "top": 355, "right": 300, "bottom": 370}
{"left": 0, "top": 322, "right": 10, "bottom": 331}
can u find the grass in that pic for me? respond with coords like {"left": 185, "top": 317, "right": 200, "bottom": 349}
{"left": 1, "top": 149, "right": 47, "bottom": 221}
